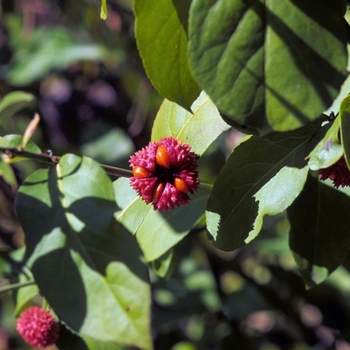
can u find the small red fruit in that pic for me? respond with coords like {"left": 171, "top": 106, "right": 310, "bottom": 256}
{"left": 152, "top": 182, "right": 165, "bottom": 203}
{"left": 156, "top": 144, "right": 171, "bottom": 169}
{"left": 174, "top": 177, "right": 190, "bottom": 194}
{"left": 133, "top": 166, "right": 151, "bottom": 178}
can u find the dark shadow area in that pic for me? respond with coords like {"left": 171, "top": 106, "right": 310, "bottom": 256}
{"left": 288, "top": 175, "right": 350, "bottom": 285}
{"left": 171, "top": 0, "right": 192, "bottom": 33}
{"left": 207, "top": 120, "right": 321, "bottom": 251}
{"left": 290, "top": 0, "right": 346, "bottom": 41}
{"left": 16, "top": 190, "right": 88, "bottom": 331}
{"left": 253, "top": 0, "right": 347, "bottom": 104}
{"left": 157, "top": 187, "right": 209, "bottom": 233}
{"left": 69, "top": 198, "right": 149, "bottom": 282}
{"left": 32, "top": 247, "right": 87, "bottom": 331}
{"left": 15, "top": 162, "right": 150, "bottom": 335}
{"left": 56, "top": 323, "right": 89, "bottom": 350}
{"left": 214, "top": 0, "right": 348, "bottom": 129}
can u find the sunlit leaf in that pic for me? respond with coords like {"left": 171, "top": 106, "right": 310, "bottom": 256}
{"left": 16, "top": 154, "right": 152, "bottom": 349}
{"left": 0, "top": 135, "right": 41, "bottom": 153}
{"left": 152, "top": 92, "right": 230, "bottom": 156}
{"left": 206, "top": 121, "right": 322, "bottom": 251}
{"left": 308, "top": 117, "right": 342, "bottom": 171}
{"left": 113, "top": 178, "right": 150, "bottom": 234}
{"left": 134, "top": 0, "right": 201, "bottom": 110}
{"left": 114, "top": 178, "right": 209, "bottom": 262}
{"left": 136, "top": 187, "right": 209, "bottom": 262}
{"left": 188, "top": 0, "right": 347, "bottom": 131}
{"left": 288, "top": 175, "right": 350, "bottom": 288}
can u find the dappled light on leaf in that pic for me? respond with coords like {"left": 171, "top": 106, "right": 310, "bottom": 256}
{"left": 288, "top": 175, "right": 350, "bottom": 288}
{"left": 15, "top": 154, "right": 152, "bottom": 349}
{"left": 188, "top": 0, "right": 347, "bottom": 131}
{"left": 206, "top": 121, "right": 322, "bottom": 251}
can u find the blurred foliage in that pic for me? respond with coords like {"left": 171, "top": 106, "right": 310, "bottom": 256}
{"left": 0, "top": 1, "right": 349, "bottom": 350}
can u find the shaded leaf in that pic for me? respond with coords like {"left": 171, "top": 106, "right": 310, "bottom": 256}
{"left": 114, "top": 178, "right": 208, "bottom": 262}
{"left": 15, "top": 274, "right": 39, "bottom": 315}
{"left": 15, "top": 154, "right": 152, "bottom": 349}
{"left": 288, "top": 175, "right": 350, "bottom": 288}
{"left": 57, "top": 325, "right": 123, "bottom": 350}
{"left": 0, "top": 161, "right": 16, "bottom": 188}
{"left": 0, "top": 91, "right": 36, "bottom": 124}
{"left": 136, "top": 187, "right": 209, "bottom": 262}
{"left": 188, "top": 0, "right": 347, "bottom": 131}
{"left": 152, "top": 92, "right": 230, "bottom": 156}
{"left": 151, "top": 249, "right": 175, "bottom": 278}
{"left": 340, "top": 95, "right": 350, "bottom": 169}
{"left": 206, "top": 121, "right": 322, "bottom": 251}
{"left": 134, "top": 0, "right": 201, "bottom": 110}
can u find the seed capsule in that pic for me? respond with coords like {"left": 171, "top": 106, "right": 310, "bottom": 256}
{"left": 152, "top": 182, "right": 165, "bottom": 203}
{"left": 174, "top": 177, "right": 190, "bottom": 194}
{"left": 133, "top": 166, "right": 151, "bottom": 178}
{"left": 156, "top": 144, "right": 171, "bottom": 169}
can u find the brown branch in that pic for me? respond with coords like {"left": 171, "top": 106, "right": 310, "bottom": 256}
{"left": 0, "top": 148, "right": 133, "bottom": 178}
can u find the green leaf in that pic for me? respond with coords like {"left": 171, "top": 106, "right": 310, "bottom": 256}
{"left": 6, "top": 27, "right": 103, "bottom": 86}
{"left": 113, "top": 178, "right": 151, "bottom": 234}
{"left": 0, "top": 134, "right": 41, "bottom": 153}
{"left": 151, "top": 249, "right": 175, "bottom": 278}
{"left": 152, "top": 92, "right": 230, "bottom": 156}
{"left": 100, "top": 0, "right": 108, "bottom": 20}
{"left": 114, "top": 178, "right": 209, "bottom": 262}
{"left": 15, "top": 154, "right": 152, "bottom": 349}
{"left": 136, "top": 187, "right": 209, "bottom": 262}
{"left": 206, "top": 121, "right": 322, "bottom": 251}
{"left": 15, "top": 274, "right": 39, "bottom": 315}
{"left": 0, "top": 91, "right": 36, "bottom": 124}
{"left": 0, "top": 135, "right": 42, "bottom": 166}
{"left": 84, "top": 337, "right": 123, "bottom": 350}
{"left": 340, "top": 95, "right": 350, "bottom": 169}
{"left": 308, "top": 117, "right": 342, "bottom": 171}
{"left": 134, "top": 0, "right": 201, "bottom": 110}
{"left": 188, "top": 0, "right": 347, "bottom": 131}
{"left": 288, "top": 175, "right": 350, "bottom": 288}
{"left": 58, "top": 325, "right": 123, "bottom": 350}
{"left": 0, "top": 161, "right": 16, "bottom": 188}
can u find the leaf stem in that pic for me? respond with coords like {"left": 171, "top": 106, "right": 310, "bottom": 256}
{"left": 0, "top": 280, "right": 36, "bottom": 295}
{"left": 0, "top": 147, "right": 133, "bottom": 178}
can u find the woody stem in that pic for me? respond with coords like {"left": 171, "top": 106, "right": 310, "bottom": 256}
{"left": 0, "top": 147, "right": 133, "bottom": 178}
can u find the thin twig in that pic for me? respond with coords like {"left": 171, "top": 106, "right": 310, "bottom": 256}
{"left": 0, "top": 280, "right": 36, "bottom": 295}
{"left": 0, "top": 147, "right": 133, "bottom": 178}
